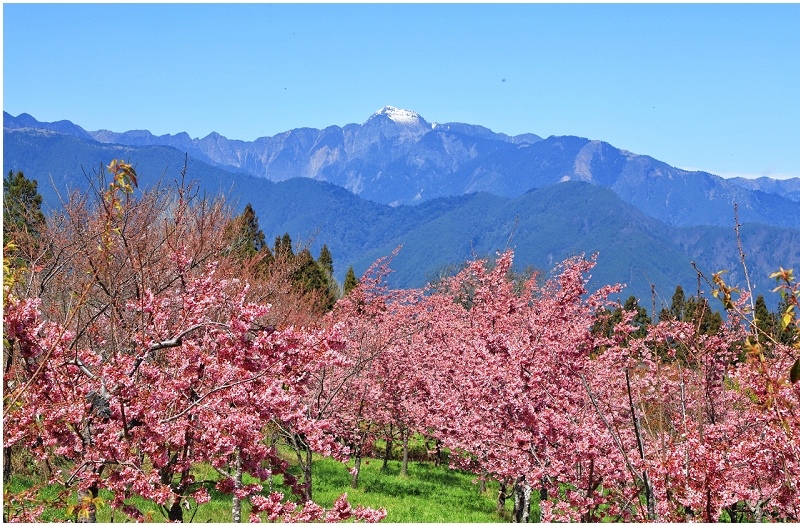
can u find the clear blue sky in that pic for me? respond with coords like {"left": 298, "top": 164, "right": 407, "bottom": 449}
{"left": 4, "top": 3, "right": 800, "bottom": 179}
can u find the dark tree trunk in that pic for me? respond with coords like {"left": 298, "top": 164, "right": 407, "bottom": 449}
{"left": 3, "top": 446, "right": 11, "bottom": 483}
{"left": 400, "top": 430, "right": 410, "bottom": 477}
{"left": 534, "top": 481, "right": 548, "bottom": 522}
{"left": 3, "top": 341, "right": 14, "bottom": 483}
{"left": 289, "top": 432, "right": 314, "bottom": 502}
{"left": 166, "top": 500, "right": 184, "bottom": 522}
{"left": 382, "top": 425, "right": 393, "bottom": 471}
{"left": 497, "top": 479, "right": 509, "bottom": 516}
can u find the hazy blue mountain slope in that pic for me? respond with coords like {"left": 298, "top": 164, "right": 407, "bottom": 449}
{"left": 456, "top": 134, "right": 800, "bottom": 228}
{"left": 671, "top": 222, "right": 800, "bottom": 299}
{"left": 4, "top": 111, "right": 95, "bottom": 141}
{"left": 90, "top": 127, "right": 221, "bottom": 168}
{"left": 727, "top": 176, "right": 800, "bottom": 202}
{"left": 7, "top": 110, "right": 800, "bottom": 229}
{"left": 349, "top": 183, "right": 699, "bottom": 304}
{"left": 608, "top": 155, "right": 800, "bottom": 228}
{"left": 2, "top": 128, "right": 270, "bottom": 214}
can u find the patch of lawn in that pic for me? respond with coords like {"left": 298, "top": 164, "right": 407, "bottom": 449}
{"left": 8, "top": 453, "right": 514, "bottom": 522}
{"left": 298, "top": 455, "right": 512, "bottom": 522}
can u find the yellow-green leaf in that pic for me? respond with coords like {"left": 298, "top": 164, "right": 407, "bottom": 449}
{"left": 791, "top": 358, "right": 800, "bottom": 384}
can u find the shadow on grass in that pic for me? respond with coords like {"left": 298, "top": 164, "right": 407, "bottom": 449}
{"left": 363, "top": 462, "right": 470, "bottom": 496}
{"left": 328, "top": 459, "right": 507, "bottom": 520}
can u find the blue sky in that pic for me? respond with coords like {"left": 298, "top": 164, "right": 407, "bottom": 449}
{"left": 4, "top": 3, "right": 800, "bottom": 179}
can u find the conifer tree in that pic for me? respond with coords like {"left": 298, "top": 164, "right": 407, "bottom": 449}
{"left": 3, "top": 170, "right": 45, "bottom": 246}
{"left": 688, "top": 296, "right": 722, "bottom": 335}
{"left": 344, "top": 266, "right": 359, "bottom": 295}
{"left": 293, "top": 249, "right": 337, "bottom": 312}
{"left": 754, "top": 295, "right": 776, "bottom": 342}
{"left": 296, "top": 249, "right": 326, "bottom": 291}
{"left": 275, "top": 233, "right": 294, "bottom": 259}
{"left": 319, "top": 244, "right": 334, "bottom": 276}
{"left": 776, "top": 295, "right": 796, "bottom": 345}
{"left": 223, "top": 203, "right": 274, "bottom": 274}
{"left": 227, "top": 204, "right": 268, "bottom": 257}
{"left": 670, "top": 285, "right": 686, "bottom": 321}
{"left": 623, "top": 295, "right": 651, "bottom": 338}
{"left": 240, "top": 203, "right": 267, "bottom": 254}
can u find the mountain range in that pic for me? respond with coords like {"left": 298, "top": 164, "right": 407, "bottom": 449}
{"left": 4, "top": 109, "right": 799, "bottom": 310}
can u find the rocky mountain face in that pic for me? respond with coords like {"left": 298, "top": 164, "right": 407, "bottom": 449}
{"left": 81, "top": 106, "right": 544, "bottom": 207}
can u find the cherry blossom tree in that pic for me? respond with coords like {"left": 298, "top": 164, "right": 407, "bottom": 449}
{"left": 400, "top": 251, "right": 620, "bottom": 520}
{"left": 303, "top": 253, "right": 426, "bottom": 487}
{"left": 391, "top": 249, "right": 799, "bottom": 522}
{"left": 3, "top": 161, "right": 386, "bottom": 523}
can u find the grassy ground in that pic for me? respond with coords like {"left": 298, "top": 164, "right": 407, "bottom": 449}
{"left": 6, "top": 453, "right": 515, "bottom": 522}
{"left": 308, "top": 456, "right": 513, "bottom": 522}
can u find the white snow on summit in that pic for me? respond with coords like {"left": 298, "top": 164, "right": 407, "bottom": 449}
{"left": 372, "top": 106, "right": 424, "bottom": 125}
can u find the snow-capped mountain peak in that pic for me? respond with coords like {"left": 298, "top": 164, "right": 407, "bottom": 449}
{"left": 371, "top": 106, "right": 426, "bottom": 125}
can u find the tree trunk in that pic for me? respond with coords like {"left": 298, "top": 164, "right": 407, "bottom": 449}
{"left": 290, "top": 432, "right": 314, "bottom": 502}
{"left": 534, "top": 482, "right": 548, "bottom": 523}
{"left": 303, "top": 447, "right": 313, "bottom": 501}
{"left": 3, "top": 446, "right": 11, "bottom": 483}
{"left": 645, "top": 472, "right": 656, "bottom": 521}
{"left": 4, "top": 340, "right": 15, "bottom": 483}
{"left": 382, "top": 425, "right": 393, "bottom": 472}
{"left": 751, "top": 499, "right": 764, "bottom": 522}
{"left": 512, "top": 477, "right": 532, "bottom": 523}
{"left": 513, "top": 477, "right": 523, "bottom": 523}
{"left": 626, "top": 369, "right": 656, "bottom": 521}
{"left": 497, "top": 479, "right": 509, "bottom": 516}
{"left": 231, "top": 448, "right": 243, "bottom": 522}
{"left": 77, "top": 485, "right": 99, "bottom": 523}
{"left": 400, "top": 430, "right": 410, "bottom": 477}
{"left": 521, "top": 482, "right": 532, "bottom": 523}
{"left": 351, "top": 453, "right": 362, "bottom": 489}
{"left": 166, "top": 500, "right": 184, "bottom": 522}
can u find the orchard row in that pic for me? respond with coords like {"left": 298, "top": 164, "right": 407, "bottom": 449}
{"left": 4, "top": 164, "right": 799, "bottom": 522}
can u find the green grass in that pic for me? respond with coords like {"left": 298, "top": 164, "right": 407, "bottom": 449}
{"left": 302, "top": 456, "right": 512, "bottom": 522}
{"left": 7, "top": 454, "right": 514, "bottom": 522}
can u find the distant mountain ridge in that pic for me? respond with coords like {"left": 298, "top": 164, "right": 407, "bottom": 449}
{"left": 3, "top": 112, "right": 800, "bottom": 305}
{"left": 85, "top": 105, "right": 545, "bottom": 207}
{"left": 5, "top": 109, "right": 799, "bottom": 230}
{"left": 4, "top": 112, "right": 95, "bottom": 141}
{"left": 727, "top": 176, "right": 800, "bottom": 203}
